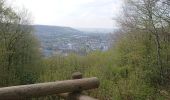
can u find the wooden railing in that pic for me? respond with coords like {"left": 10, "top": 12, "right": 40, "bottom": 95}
{"left": 0, "top": 72, "right": 100, "bottom": 100}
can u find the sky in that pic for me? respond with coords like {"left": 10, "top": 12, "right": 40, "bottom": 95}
{"left": 7, "top": 0, "right": 122, "bottom": 28}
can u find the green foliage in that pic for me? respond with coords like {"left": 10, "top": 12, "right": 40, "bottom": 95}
{"left": 0, "top": 0, "right": 41, "bottom": 86}
{"left": 38, "top": 28, "right": 170, "bottom": 99}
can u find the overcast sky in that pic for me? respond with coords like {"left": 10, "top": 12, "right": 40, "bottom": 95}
{"left": 8, "top": 0, "right": 122, "bottom": 28}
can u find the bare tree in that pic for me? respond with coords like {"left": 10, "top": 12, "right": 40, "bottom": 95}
{"left": 117, "top": 0, "right": 170, "bottom": 84}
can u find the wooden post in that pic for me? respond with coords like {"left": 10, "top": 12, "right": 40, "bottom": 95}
{"left": 66, "top": 72, "right": 99, "bottom": 100}
{"left": 72, "top": 72, "right": 83, "bottom": 79}
{"left": 67, "top": 72, "right": 83, "bottom": 100}
{"left": 72, "top": 72, "right": 83, "bottom": 93}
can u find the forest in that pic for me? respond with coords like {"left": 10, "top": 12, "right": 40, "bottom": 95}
{"left": 0, "top": 0, "right": 170, "bottom": 100}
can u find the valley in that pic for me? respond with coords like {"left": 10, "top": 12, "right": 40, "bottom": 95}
{"left": 34, "top": 25, "right": 113, "bottom": 56}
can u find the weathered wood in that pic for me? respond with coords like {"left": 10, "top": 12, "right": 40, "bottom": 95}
{"left": 71, "top": 72, "right": 83, "bottom": 93}
{"left": 72, "top": 72, "right": 83, "bottom": 79}
{"left": 0, "top": 77, "right": 99, "bottom": 100}
{"left": 67, "top": 72, "right": 98, "bottom": 100}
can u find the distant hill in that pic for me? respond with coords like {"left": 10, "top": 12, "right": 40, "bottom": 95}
{"left": 33, "top": 25, "right": 85, "bottom": 36}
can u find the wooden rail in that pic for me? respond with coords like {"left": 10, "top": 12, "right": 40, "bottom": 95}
{"left": 0, "top": 72, "right": 99, "bottom": 100}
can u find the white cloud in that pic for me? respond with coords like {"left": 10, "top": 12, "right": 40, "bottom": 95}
{"left": 7, "top": 0, "right": 123, "bottom": 28}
